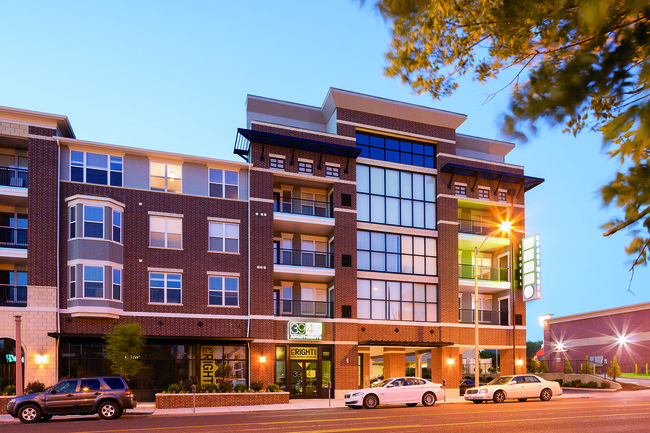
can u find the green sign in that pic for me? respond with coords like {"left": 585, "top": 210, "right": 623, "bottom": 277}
{"left": 520, "top": 234, "right": 541, "bottom": 301}
{"left": 288, "top": 321, "right": 323, "bottom": 340}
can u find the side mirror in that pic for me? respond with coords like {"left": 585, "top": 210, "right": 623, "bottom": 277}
{"left": 386, "top": 384, "right": 394, "bottom": 388}
{"left": 50, "top": 389, "right": 57, "bottom": 395}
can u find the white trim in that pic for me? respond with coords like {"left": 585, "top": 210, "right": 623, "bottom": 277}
{"left": 437, "top": 220, "right": 459, "bottom": 226}
{"left": 148, "top": 211, "right": 184, "bottom": 218}
{"left": 325, "top": 162, "right": 340, "bottom": 167}
{"left": 68, "top": 259, "right": 122, "bottom": 269}
{"left": 207, "top": 216, "right": 241, "bottom": 224}
{"left": 65, "top": 194, "right": 125, "bottom": 210}
{"left": 250, "top": 197, "right": 275, "bottom": 203}
{"left": 298, "top": 158, "right": 313, "bottom": 164}
{"left": 206, "top": 271, "right": 240, "bottom": 277}
{"left": 357, "top": 158, "right": 437, "bottom": 175}
{"left": 334, "top": 208, "right": 357, "bottom": 213}
{"left": 251, "top": 120, "right": 356, "bottom": 141}
{"left": 437, "top": 153, "right": 525, "bottom": 171}
{"left": 356, "top": 222, "right": 437, "bottom": 237}
{"left": 357, "top": 271, "right": 439, "bottom": 284}
{"left": 148, "top": 267, "right": 184, "bottom": 273}
{"left": 268, "top": 153, "right": 286, "bottom": 159}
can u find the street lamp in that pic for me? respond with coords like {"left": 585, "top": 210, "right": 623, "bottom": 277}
{"left": 474, "top": 221, "right": 511, "bottom": 388}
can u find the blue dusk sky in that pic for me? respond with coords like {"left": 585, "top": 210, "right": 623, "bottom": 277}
{"left": 2, "top": 1, "right": 648, "bottom": 342}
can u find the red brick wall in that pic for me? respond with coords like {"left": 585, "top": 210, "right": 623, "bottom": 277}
{"left": 155, "top": 391, "right": 289, "bottom": 409}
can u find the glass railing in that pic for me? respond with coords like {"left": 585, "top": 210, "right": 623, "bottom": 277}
{"left": 458, "top": 264, "right": 509, "bottom": 281}
{"left": 0, "top": 285, "right": 27, "bottom": 307}
{"left": 458, "top": 309, "right": 509, "bottom": 326}
{"left": 274, "top": 248, "right": 334, "bottom": 268}
{"left": 458, "top": 218, "right": 497, "bottom": 236}
{"left": 274, "top": 197, "right": 333, "bottom": 218}
{"left": 274, "top": 299, "right": 333, "bottom": 318}
{"left": 0, "top": 227, "right": 28, "bottom": 249}
{"left": 0, "top": 166, "right": 28, "bottom": 188}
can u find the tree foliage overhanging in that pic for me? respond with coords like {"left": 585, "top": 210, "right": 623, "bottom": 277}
{"left": 375, "top": 0, "right": 650, "bottom": 265}
{"left": 103, "top": 323, "right": 145, "bottom": 379}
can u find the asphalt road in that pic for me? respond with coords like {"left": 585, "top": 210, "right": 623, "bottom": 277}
{"left": 3, "top": 390, "right": 650, "bottom": 433}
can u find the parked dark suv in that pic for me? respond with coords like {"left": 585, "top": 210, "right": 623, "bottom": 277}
{"left": 7, "top": 376, "right": 137, "bottom": 423}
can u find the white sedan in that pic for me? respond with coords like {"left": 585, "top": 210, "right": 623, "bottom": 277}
{"left": 464, "top": 374, "right": 562, "bottom": 403}
{"left": 345, "top": 377, "right": 445, "bottom": 409}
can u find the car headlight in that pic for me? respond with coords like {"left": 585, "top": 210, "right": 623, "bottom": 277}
{"left": 350, "top": 392, "right": 364, "bottom": 397}
{"left": 9, "top": 398, "right": 16, "bottom": 404}
{"left": 478, "top": 389, "right": 487, "bottom": 394}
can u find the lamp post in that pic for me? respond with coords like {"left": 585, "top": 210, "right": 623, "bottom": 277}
{"left": 474, "top": 221, "right": 511, "bottom": 388}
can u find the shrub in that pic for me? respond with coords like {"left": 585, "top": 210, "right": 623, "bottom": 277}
{"left": 217, "top": 379, "right": 233, "bottom": 393}
{"left": 167, "top": 383, "right": 181, "bottom": 393}
{"left": 579, "top": 355, "right": 592, "bottom": 374}
{"left": 568, "top": 379, "right": 581, "bottom": 387}
{"left": 563, "top": 357, "right": 574, "bottom": 374}
{"left": 250, "top": 381, "right": 264, "bottom": 392}
{"left": 537, "top": 358, "right": 549, "bottom": 373}
{"left": 202, "top": 383, "right": 219, "bottom": 393}
{"left": 266, "top": 384, "right": 280, "bottom": 392}
{"left": 3, "top": 384, "right": 16, "bottom": 396}
{"left": 24, "top": 381, "right": 46, "bottom": 394}
{"left": 234, "top": 383, "right": 248, "bottom": 393}
{"left": 608, "top": 356, "right": 621, "bottom": 381}
{"left": 553, "top": 378, "right": 563, "bottom": 386}
{"left": 600, "top": 381, "right": 610, "bottom": 389}
{"left": 586, "top": 381, "right": 597, "bottom": 388}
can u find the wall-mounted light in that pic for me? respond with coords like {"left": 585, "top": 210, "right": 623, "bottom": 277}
{"left": 446, "top": 358, "right": 455, "bottom": 366}
{"left": 617, "top": 335, "right": 629, "bottom": 346}
{"left": 516, "top": 359, "right": 524, "bottom": 366}
{"left": 539, "top": 314, "right": 553, "bottom": 327}
{"left": 36, "top": 354, "right": 48, "bottom": 365}
{"left": 259, "top": 355, "right": 267, "bottom": 363}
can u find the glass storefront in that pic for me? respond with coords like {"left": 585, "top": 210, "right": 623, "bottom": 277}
{"left": 275, "top": 344, "right": 332, "bottom": 399}
{"left": 0, "top": 338, "right": 24, "bottom": 391}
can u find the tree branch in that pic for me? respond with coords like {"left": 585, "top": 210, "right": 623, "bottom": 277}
{"left": 603, "top": 207, "right": 650, "bottom": 237}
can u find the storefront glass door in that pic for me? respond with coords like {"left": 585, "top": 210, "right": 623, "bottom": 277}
{"left": 290, "top": 361, "right": 318, "bottom": 397}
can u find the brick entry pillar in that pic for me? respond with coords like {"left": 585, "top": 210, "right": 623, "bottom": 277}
{"left": 501, "top": 348, "right": 526, "bottom": 375}
{"left": 358, "top": 347, "right": 370, "bottom": 389}
{"left": 383, "top": 348, "right": 405, "bottom": 379}
{"left": 430, "top": 346, "right": 461, "bottom": 397}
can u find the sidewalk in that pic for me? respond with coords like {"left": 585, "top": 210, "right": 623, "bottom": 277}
{"left": 0, "top": 391, "right": 591, "bottom": 423}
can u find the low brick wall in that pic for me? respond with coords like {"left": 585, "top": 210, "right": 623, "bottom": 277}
{"left": 1, "top": 396, "right": 12, "bottom": 415}
{"left": 155, "top": 392, "right": 290, "bottom": 409}
{"left": 538, "top": 373, "right": 621, "bottom": 389}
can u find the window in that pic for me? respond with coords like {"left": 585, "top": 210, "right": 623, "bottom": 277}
{"left": 357, "top": 231, "right": 437, "bottom": 276}
{"left": 498, "top": 190, "right": 507, "bottom": 202}
{"left": 478, "top": 188, "right": 490, "bottom": 199}
{"left": 84, "top": 265, "right": 104, "bottom": 298}
{"left": 356, "top": 132, "right": 436, "bottom": 168}
{"left": 150, "top": 161, "right": 182, "bottom": 193}
{"left": 326, "top": 165, "right": 340, "bottom": 178}
{"left": 112, "top": 210, "right": 121, "bottom": 243}
{"left": 209, "top": 168, "right": 239, "bottom": 199}
{"left": 298, "top": 161, "right": 313, "bottom": 174}
{"left": 208, "top": 276, "right": 239, "bottom": 306}
{"left": 71, "top": 151, "right": 123, "bottom": 186}
{"left": 455, "top": 184, "right": 466, "bottom": 196}
{"left": 356, "top": 165, "right": 436, "bottom": 229}
{"left": 357, "top": 279, "right": 438, "bottom": 322}
{"left": 270, "top": 157, "right": 285, "bottom": 170}
{"left": 84, "top": 206, "right": 104, "bottom": 239}
{"left": 150, "top": 216, "right": 182, "bottom": 249}
{"left": 149, "top": 272, "right": 181, "bottom": 304}
{"left": 112, "top": 268, "right": 121, "bottom": 301}
{"left": 69, "top": 207, "right": 76, "bottom": 239}
{"left": 209, "top": 221, "right": 239, "bottom": 253}
{"left": 70, "top": 265, "right": 76, "bottom": 298}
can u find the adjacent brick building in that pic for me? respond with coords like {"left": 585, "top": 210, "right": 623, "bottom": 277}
{"left": 0, "top": 88, "right": 542, "bottom": 400}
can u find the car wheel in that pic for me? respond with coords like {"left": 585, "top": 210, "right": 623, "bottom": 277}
{"left": 540, "top": 388, "right": 552, "bottom": 401}
{"left": 363, "top": 394, "right": 378, "bottom": 409}
{"left": 18, "top": 404, "right": 42, "bottom": 424}
{"left": 493, "top": 390, "right": 506, "bottom": 403}
{"left": 518, "top": 398, "right": 528, "bottom": 402}
{"left": 406, "top": 403, "right": 417, "bottom": 407}
{"left": 422, "top": 392, "right": 436, "bottom": 406}
{"left": 473, "top": 400, "right": 484, "bottom": 404}
{"left": 98, "top": 401, "right": 121, "bottom": 420}
{"left": 40, "top": 414, "right": 53, "bottom": 422}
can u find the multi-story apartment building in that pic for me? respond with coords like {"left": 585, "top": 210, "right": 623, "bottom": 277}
{"left": 0, "top": 89, "right": 542, "bottom": 399}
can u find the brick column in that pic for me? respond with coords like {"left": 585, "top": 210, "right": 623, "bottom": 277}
{"left": 383, "top": 348, "right": 405, "bottom": 379}
{"left": 430, "top": 346, "right": 461, "bottom": 397}
{"left": 358, "top": 347, "right": 370, "bottom": 388}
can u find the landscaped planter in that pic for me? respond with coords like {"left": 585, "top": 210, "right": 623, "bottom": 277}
{"left": 155, "top": 392, "right": 290, "bottom": 409}
{"left": 1, "top": 396, "right": 13, "bottom": 415}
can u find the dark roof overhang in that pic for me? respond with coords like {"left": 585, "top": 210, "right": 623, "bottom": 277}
{"left": 358, "top": 340, "right": 453, "bottom": 347}
{"left": 48, "top": 332, "right": 254, "bottom": 343}
{"left": 440, "top": 162, "right": 544, "bottom": 193}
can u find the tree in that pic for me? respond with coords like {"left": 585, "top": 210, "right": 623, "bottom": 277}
{"left": 608, "top": 356, "right": 622, "bottom": 381}
{"left": 564, "top": 356, "right": 574, "bottom": 374}
{"left": 579, "top": 355, "right": 592, "bottom": 374}
{"left": 376, "top": 1, "right": 650, "bottom": 264}
{"left": 538, "top": 357, "right": 549, "bottom": 373}
{"left": 103, "top": 323, "right": 145, "bottom": 379}
{"left": 526, "top": 340, "right": 543, "bottom": 360}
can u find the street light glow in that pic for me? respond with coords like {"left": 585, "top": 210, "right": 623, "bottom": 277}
{"left": 499, "top": 220, "right": 512, "bottom": 234}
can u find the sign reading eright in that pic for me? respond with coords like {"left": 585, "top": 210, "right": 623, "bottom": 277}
{"left": 288, "top": 321, "right": 323, "bottom": 340}
{"left": 521, "top": 234, "right": 541, "bottom": 302}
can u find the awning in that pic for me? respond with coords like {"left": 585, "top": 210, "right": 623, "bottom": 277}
{"left": 358, "top": 340, "right": 453, "bottom": 347}
{"left": 440, "top": 162, "right": 544, "bottom": 193}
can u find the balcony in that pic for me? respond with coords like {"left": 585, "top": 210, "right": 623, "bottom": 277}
{"left": 273, "top": 197, "right": 335, "bottom": 237}
{"left": 459, "top": 308, "right": 509, "bottom": 326}
{"left": 274, "top": 248, "right": 334, "bottom": 269}
{"left": 458, "top": 264, "right": 509, "bottom": 282}
{"left": 0, "top": 166, "right": 28, "bottom": 188}
{"left": 274, "top": 299, "right": 334, "bottom": 318}
{"left": 274, "top": 197, "right": 333, "bottom": 218}
{"left": 458, "top": 218, "right": 498, "bottom": 236}
{"left": 0, "top": 227, "right": 28, "bottom": 249}
{"left": 0, "top": 285, "right": 27, "bottom": 307}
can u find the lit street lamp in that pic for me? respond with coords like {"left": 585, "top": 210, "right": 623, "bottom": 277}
{"left": 475, "top": 221, "right": 512, "bottom": 388}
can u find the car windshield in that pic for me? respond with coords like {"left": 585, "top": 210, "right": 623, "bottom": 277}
{"left": 372, "top": 379, "right": 392, "bottom": 388}
{"left": 489, "top": 376, "right": 513, "bottom": 385}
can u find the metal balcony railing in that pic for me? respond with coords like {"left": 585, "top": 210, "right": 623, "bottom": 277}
{"left": 274, "top": 248, "right": 334, "bottom": 268}
{"left": 458, "top": 264, "right": 509, "bottom": 282}
{"left": 459, "top": 309, "right": 509, "bottom": 326}
{"left": 0, "top": 285, "right": 27, "bottom": 307}
{"left": 0, "top": 166, "right": 28, "bottom": 188}
{"left": 458, "top": 218, "right": 497, "bottom": 236}
{"left": 0, "top": 227, "right": 28, "bottom": 249}
{"left": 274, "top": 197, "right": 333, "bottom": 218}
{"left": 274, "top": 299, "right": 334, "bottom": 318}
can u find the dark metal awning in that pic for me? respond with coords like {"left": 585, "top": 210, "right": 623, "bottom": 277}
{"left": 358, "top": 340, "right": 453, "bottom": 348}
{"left": 48, "top": 332, "right": 254, "bottom": 343}
{"left": 234, "top": 128, "right": 361, "bottom": 163}
{"left": 440, "top": 162, "right": 544, "bottom": 194}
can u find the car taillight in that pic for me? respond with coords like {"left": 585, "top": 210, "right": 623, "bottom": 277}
{"left": 125, "top": 390, "right": 132, "bottom": 397}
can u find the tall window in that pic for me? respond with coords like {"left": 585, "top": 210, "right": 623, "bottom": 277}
{"left": 208, "top": 276, "right": 239, "bottom": 306}
{"left": 112, "top": 210, "right": 122, "bottom": 243}
{"left": 209, "top": 222, "right": 239, "bottom": 253}
{"left": 150, "top": 161, "right": 182, "bottom": 193}
{"left": 70, "top": 265, "right": 76, "bottom": 298}
{"left": 357, "top": 279, "right": 438, "bottom": 322}
{"left": 357, "top": 231, "right": 437, "bottom": 275}
{"left": 69, "top": 207, "right": 77, "bottom": 238}
{"left": 84, "top": 265, "right": 104, "bottom": 298}
{"left": 150, "top": 216, "right": 182, "bottom": 249}
{"left": 84, "top": 206, "right": 104, "bottom": 238}
{"left": 149, "top": 272, "right": 181, "bottom": 304}
{"left": 357, "top": 165, "right": 436, "bottom": 229}
{"left": 209, "top": 169, "right": 239, "bottom": 199}
{"left": 71, "top": 151, "right": 123, "bottom": 186}
{"left": 356, "top": 132, "right": 436, "bottom": 168}
{"left": 112, "top": 268, "right": 121, "bottom": 301}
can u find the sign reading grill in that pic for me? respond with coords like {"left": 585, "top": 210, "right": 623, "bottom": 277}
{"left": 288, "top": 321, "right": 323, "bottom": 340}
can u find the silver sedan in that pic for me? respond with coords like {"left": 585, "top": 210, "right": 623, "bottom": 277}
{"left": 464, "top": 374, "right": 562, "bottom": 403}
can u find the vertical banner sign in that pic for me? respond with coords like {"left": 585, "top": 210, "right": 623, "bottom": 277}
{"left": 521, "top": 234, "right": 541, "bottom": 301}
{"left": 201, "top": 346, "right": 216, "bottom": 385}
